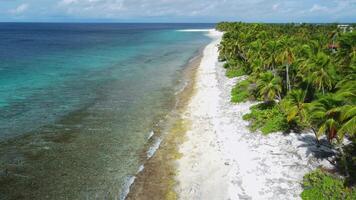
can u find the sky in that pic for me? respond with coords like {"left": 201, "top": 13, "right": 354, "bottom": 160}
{"left": 0, "top": 0, "right": 355, "bottom": 23}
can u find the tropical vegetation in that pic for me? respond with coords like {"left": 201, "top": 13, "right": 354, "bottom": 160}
{"left": 301, "top": 169, "right": 356, "bottom": 200}
{"left": 216, "top": 22, "right": 355, "bottom": 199}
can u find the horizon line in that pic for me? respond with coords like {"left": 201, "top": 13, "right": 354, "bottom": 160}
{"left": 0, "top": 21, "right": 355, "bottom": 24}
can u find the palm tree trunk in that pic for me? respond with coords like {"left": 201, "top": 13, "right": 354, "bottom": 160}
{"left": 224, "top": 55, "right": 230, "bottom": 67}
{"left": 286, "top": 64, "right": 291, "bottom": 91}
{"left": 338, "top": 142, "right": 350, "bottom": 178}
{"left": 276, "top": 92, "right": 282, "bottom": 101}
{"left": 311, "top": 127, "right": 320, "bottom": 146}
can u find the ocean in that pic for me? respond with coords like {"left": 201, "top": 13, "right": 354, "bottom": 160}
{"left": 0, "top": 23, "right": 212, "bottom": 199}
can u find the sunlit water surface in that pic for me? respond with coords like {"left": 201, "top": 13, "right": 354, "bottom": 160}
{"left": 0, "top": 23, "right": 211, "bottom": 199}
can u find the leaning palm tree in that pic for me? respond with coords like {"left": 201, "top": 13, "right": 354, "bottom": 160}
{"left": 256, "top": 71, "right": 282, "bottom": 102}
{"left": 332, "top": 81, "right": 356, "bottom": 138}
{"left": 310, "top": 99, "right": 355, "bottom": 178}
{"left": 307, "top": 92, "right": 354, "bottom": 141}
{"left": 280, "top": 89, "right": 326, "bottom": 142}
{"left": 281, "top": 89, "right": 307, "bottom": 123}
{"left": 328, "top": 105, "right": 356, "bottom": 139}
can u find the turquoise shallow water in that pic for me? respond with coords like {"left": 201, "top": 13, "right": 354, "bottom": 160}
{"left": 0, "top": 23, "right": 212, "bottom": 199}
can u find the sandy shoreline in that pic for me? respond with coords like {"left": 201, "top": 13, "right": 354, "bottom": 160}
{"left": 126, "top": 44, "right": 205, "bottom": 200}
{"left": 176, "top": 30, "right": 332, "bottom": 200}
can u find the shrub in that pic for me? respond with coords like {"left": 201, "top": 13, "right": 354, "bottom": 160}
{"left": 223, "top": 59, "right": 238, "bottom": 69}
{"left": 243, "top": 102, "right": 289, "bottom": 134}
{"left": 336, "top": 143, "right": 356, "bottom": 186}
{"left": 301, "top": 169, "right": 356, "bottom": 200}
{"left": 231, "top": 79, "right": 250, "bottom": 103}
{"left": 226, "top": 67, "right": 245, "bottom": 78}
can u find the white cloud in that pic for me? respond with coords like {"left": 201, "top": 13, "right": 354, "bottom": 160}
{"left": 54, "top": 0, "right": 265, "bottom": 18}
{"left": 272, "top": 3, "right": 280, "bottom": 11}
{"left": 9, "top": 3, "right": 29, "bottom": 14}
{"left": 58, "top": 0, "right": 79, "bottom": 6}
{"left": 309, "top": 4, "right": 329, "bottom": 12}
{"left": 2, "top": 0, "right": 352, "bottom": 22}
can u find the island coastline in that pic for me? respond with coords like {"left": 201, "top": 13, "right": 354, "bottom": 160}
{"left": 175, "top": 29, "right": 333, "bottom": 200}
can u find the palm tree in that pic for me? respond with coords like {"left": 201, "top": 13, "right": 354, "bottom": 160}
{"left": 336, "top": 32, "right": 356, "bottom": 70}
{"left": 309, "top": 98, "right": 355, "bottom": 178}
{"left": 263, "top": 40, "right": 282, "bottom": 72}
{"left": 328, "top": 28, "right": 340, "bottom": 53}
{"left": 308, "top": 100, "right": 336, "bottom": 141}
{"left": 281, "top": 89, "right": 307, "bottom": 123}
{"left": 256, "top": 71, "right": 282, "bottom": 102}
{"left": 218, "top": 39, "right": 233, "bottom": 61}
{"left": 307, "top": 92, "right": 354, "bottom": 142}
{"left": 328, "top": 105, "right": 356, "bottom": 139}
{"left": 278, "top": 37, "right": 296, "bottom": 92}
{"left": 332, "top": 81, "right": 356, "bottom": 138}
{"left": 301, "top": 52, "right": 334, "bottom": 94}
{"left": 250, "top": 58, "right": 264, "bottom": 77}
{"left": 216, "top": 21, "right": 356, "bottom": 179}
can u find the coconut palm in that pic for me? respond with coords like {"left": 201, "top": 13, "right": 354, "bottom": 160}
{"left": 263, "top": 40, "right": 282, "bottom": 72}
{"left": 278, "top": 37, "right": 296, "bottom": 92}
{"left": 303, "top": 52, "right": 334, "bottom": 94}
{"left": 256, "top": 71, "right": 282, "bottom": 102}
{"left": 216, "top": 22, "right": 356, "bottom": 180}
{"left": 281, "top": 89, "right": 307, "bottom": 123}
{"left": 307, "top": 91, "right": 355, "bottom": 142}
{"left": 308, "top": 97, "right": 340, "bottom": 141}
{"left": 328, "top": 105, "right": 356, "bottom": 139}
{"left": 337, "top": 32, "right": 356, "bottom": 69}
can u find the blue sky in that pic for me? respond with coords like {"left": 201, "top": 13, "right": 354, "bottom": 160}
{"left": 0, "top": 0, "right": 355, "bottom": 22}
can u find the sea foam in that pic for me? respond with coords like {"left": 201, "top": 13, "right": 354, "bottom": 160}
{"left": 146, "top": 138, "right": 162, "bottom": 159}
{"left": 176, "top": 29, "right": 213, "bottom": 32}
{"left": 119, "top": 176, "right": 136, "bottom": 200}
{"left": 147, "top": 130, "right": 154, "bottom": 140}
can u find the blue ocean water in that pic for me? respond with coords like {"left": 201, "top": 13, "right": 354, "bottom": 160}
{"left": 0, "top": 23, "right": 212, "bottom": 199}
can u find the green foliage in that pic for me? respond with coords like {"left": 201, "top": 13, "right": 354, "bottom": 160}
{"left": 231, "top": 79, "right": 250, "bottom": 102}
{"left": 226, "top": 67, "right": 245, "bottom": 78}
{"left": 217, "top": 21, "right": 356, "bottom": 197}
{"left": 305, "top": 94, "right": 356, "bottom": 141}
{"left": 256, "top": 71, "right": 282, "bottom": 101}
{"left": 217, "top": 21, "right": 355, "bottom": 142}
{"left": 337, "top": 143, "right": 356, "bottom": 186}
{"left": 231, "top": 90, "right": 249, "bottom": 103}
{"left": 243, "top": 102, "right": 289, "bottom": 134}
{"left": 222, "top": 58, "right": 246, "bottom": 78}
{"left": 301, "top": 169, "right": 355, "bottom": 200}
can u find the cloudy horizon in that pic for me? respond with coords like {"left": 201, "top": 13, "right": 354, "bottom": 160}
{"left": 0, "top": 0, "right": 355, "bottom": 23}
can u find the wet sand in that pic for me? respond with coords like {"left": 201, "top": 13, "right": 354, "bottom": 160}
{"left": 126, "top": 46, "right": 204, "bottom": 200}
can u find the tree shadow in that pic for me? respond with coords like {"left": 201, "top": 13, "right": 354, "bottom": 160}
{"left": 297, "top": 134, "right": 335, "bottom": 160}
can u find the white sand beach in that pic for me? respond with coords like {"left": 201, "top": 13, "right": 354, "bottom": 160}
{"left": 176, "top": 30, "right": 333, "bottom": 200}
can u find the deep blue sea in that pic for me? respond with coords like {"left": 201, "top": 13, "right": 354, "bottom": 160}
{"left": 0, "top": 23, "right": 212, "bottom": 199}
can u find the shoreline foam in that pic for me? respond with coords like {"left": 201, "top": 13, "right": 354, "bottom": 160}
{"left": 176, "top": 29, "right": 214, "bottom": 32}
{"left": 176, "top": 30, "right": 333, "bottom": 199}
{"left": 125, "top": 44, "right": 206, "bottom": 200}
